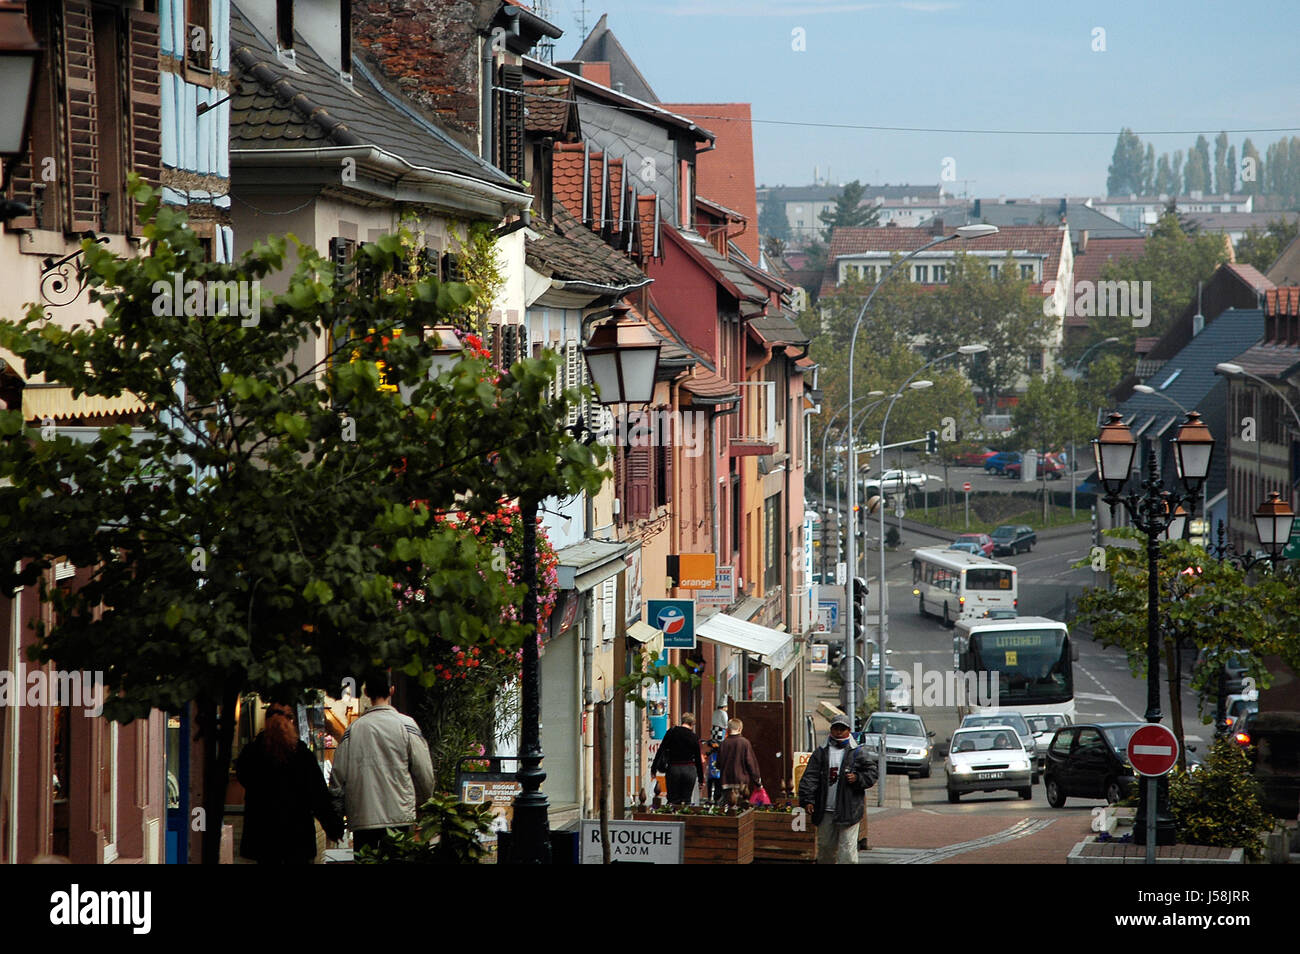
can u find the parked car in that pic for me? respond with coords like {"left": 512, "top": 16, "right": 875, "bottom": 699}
{"left": 864, "top": 469, "right": 929, "bottom": 497}
{"left": 1233, "top": 710, "right": 1258, "bottom": 748}
{"left": 983, "top": 452, "right": 1020, "bottom": 475}
{"left": 959, "top": 712, "right": 1039, "bottom": 782}
{"left": 1005, "top": 456, "right": 1064, "bottom": 480}
{"left": 1195, "top": 649, "right": 1252, "bottom": 695}
{"left": 859, "top": 711, "right": 934, "bottom": 779}
{"left": 951, "top": 445, "right": 997, "bottom": 467}
{"left": 1043, "top": 722, "right": 1146, "bottom": 807}
{"left": 945, "top": 725, "right": 1034, "bottom": 801}
{"left": 947, "top": 541, "right": 982, "bottom": 555}
{"left": 953, "top": 533, "right": 994, "bottom": 557}
{"left": 991, "top": 524, "right": 1036, "bottom": 555}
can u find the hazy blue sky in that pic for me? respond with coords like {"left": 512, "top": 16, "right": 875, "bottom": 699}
{"left": 542, "top": 0, "right": 1300, "bottom": 197}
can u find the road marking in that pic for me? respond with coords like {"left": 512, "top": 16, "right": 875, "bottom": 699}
{"left": 895, "top": 817, "right": 1057, "bottom": 864}
{"left": 1075, "top": 691, "right": 1121, "bottom": 703}
{"left": 1074, "top": 663, "right": 1142, "bottom": 720}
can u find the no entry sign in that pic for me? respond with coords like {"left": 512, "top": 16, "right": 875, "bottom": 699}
{"left": 1127, "top": 723, "right": 1179, "bottom": 776}
{"left": 962, "top": 482, "right": 971, "bottom": 492}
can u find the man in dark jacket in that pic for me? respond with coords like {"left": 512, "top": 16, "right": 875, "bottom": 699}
{"left": 655, "top": 713, "right": 704, "bottom": 804}
{"left": 798, "top": 713, "right": 877, "bottom": 864}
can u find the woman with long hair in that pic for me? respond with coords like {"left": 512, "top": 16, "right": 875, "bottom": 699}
{"left": 235, "top": 701, "right": 344, "bottom": 863}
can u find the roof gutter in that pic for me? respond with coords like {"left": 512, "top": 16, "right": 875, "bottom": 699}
{"left": 551, "top": 277, "right": 653, "bottom": 297}
{"left": 229, "top": 145, "right": 532, "bottom": 216}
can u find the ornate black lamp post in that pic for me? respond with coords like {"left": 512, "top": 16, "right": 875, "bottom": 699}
{"left": 508, "top": 308, "right": 660, "bottom": 864}
{"left": 0, "top": 1, "right": 42, "bottom": 223}
{"left": 1092, "top": 410, "right": 1214, "bottom": 845}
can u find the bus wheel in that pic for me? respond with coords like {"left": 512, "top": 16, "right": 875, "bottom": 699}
{"left": 943, "top": 603, "right": 953, "bottom": 628}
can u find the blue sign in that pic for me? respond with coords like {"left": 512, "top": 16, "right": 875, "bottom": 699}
{"left": 647, "top": 599, "right": 696, "bottom": 649}
{"left": 819, "top": 600, "right": 839, "bottom": 628}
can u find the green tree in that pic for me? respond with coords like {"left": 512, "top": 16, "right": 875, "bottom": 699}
{"left": 1107, "top": 129, "right": 1146, "bottom": 196}
{"left": 1142, "top": 144, "right": 1156, "bottom": 195}
{"left": 1168, "top": 739, "right": 1276, "bottom": 861}
{"left": 1154, "top": 153, "right": 1177, "bottom": 196}
{"left": 1184, "top": 135, "right": 1212, "bottom": 195}
{"left": 1172, "top": 150, "right": 1184, "bottom": 193}
{"left": 1074, "top": 535, "right": 1298, "bottom": 768}
{"left": 818, "top": 180, "right": 881, "bottom": 242}
{"left": 1234, "top": 218, "right": 1300, "bottom": 273}
{"left": 0, "top": 180, "right": 606, "bottom": 862}
{"left": 1213, "top": 132, "right": 1230, "bottom": 195}
{"left": 1240, "top": 138, "right": 1263, "bottom": 196}
{"left": 1010, "top": 371, "right": 1095, "bottom": 451}
{"left": 758, "top": 197, "right": 790, "bottom": 243}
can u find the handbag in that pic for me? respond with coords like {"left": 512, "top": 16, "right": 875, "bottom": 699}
{"left": 749, "top": 784, "right": 772, "bottom": 806}
{"left": 651, "top": 745, "right": 668, "bottom": 775}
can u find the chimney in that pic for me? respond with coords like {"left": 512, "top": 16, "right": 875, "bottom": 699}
{"left": 930, "top": 218, "right": 945, "bottom": 237}
{"left": 1058, "top": 197, "right": 1067, "bottom": 219}
{"left": 973, "top": 198, "right": 981, "bottom": 218}
{"left": 1078, "top": 229, "right": 1089, "bottom": 254}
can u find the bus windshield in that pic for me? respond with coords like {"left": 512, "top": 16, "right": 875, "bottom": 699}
{"left": 969, "top": 629, "right": 1071, "bottom": 705}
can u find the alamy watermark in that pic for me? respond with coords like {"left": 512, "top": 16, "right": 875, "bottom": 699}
{"left": 151, "top": 272, "right": 261, "bottom": 326}
{"left": 597, "top": 409, "right": 707, "bottom": 458}
{"left": 897, "top": 664, "right": 1000, "bottom": 709}
{"left": 0, "top": 664, "right": 105, "bottom": 717}
{"left": 1045, "top": 279, "right": 1151, "bottom": 327}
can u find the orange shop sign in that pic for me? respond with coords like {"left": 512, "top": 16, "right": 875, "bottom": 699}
{"left": 671, "top": 553, "right": 717, "bottom": 589}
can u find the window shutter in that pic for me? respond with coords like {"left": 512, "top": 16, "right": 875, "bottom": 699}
{"left": 496, "top": 63, "right": 525, "bottom": 181}
{"left": 662, "top": 440, "right": 674, "bottom": 508}
{"left": 613, "top": 435, "right": 626, "bottom": 524}
{"left": 127, "top": 7, "right": 161, "bottom": 233}
{"left": 63, "top": 0, "right": 100, "bottom": 233}
{"left": 627, "top": 443, "right": 652, "bottom": 521}
{"left": 564, "top": 341, "right": 581, "bottom": 427}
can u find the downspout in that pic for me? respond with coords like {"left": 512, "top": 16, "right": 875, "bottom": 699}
{"left": 480, "top": 35, "right": 494, "bottom": 163}
{"left": 582, "top": 588, "right": 595, "bottom": 816}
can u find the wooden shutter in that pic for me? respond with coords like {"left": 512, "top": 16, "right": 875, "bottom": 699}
{"left": 62, "top": 0, "right": 100, "bottom": 233}
{"left": 627, "top": 443, "right": 653, "bottom": 521}
{"left": 127, "top": 7, "right": 161, "bottom": 232}
{"left": 662, "top": 439, "right": 674, "bottom": 508}
{"left": 496, "top": 63, "right": 524, "bottom": 181}
{"left": 5, "top": 4, "right": 55, "bottom": 230}
{"left": 564, "top": 341, "right": 581, "bottom": 427}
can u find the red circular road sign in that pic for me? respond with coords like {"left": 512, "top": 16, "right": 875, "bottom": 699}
{"left": 962, "top": 481, "right": 972, "bottom": 492}
{"left": 1127, "top": 723, "right": 1180, "bottom": 776}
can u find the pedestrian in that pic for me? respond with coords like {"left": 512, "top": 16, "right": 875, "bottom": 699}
{"left": 328, "top": 667, "right": 436, "bottom": 853}
{"left": 718, "top": 717, "right": 762, "bottom": 801}
{"left": 705, "top": 729, "right": 724, "bottom": 803}
{"left": 655, "top": 713, "right": 704, "bottom": 804}
{"left": 235, "top": 701, "right": 344, "bottom": 864}
{"left": 797, "top": 713, "right": 877, "bottom": 864}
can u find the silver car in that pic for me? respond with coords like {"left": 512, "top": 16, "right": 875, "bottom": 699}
{"left": 858, "top": 712, "right": 934, "bottom": 779}
{"left": 945, "top": 726, "right": 1033, "bottom": 802}
{"left": 1025, "top": 713, "right": 1072, "bottom": 770}
{"left": 959, "top": 711, "right": 1039, "bottom": 782}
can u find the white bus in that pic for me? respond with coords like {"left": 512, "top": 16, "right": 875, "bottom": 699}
{"left": 911, "top": 547, "right": 1017, "bottom": 627}
{"left": 951, "top": 616, "right": 1076, "bottom": 722}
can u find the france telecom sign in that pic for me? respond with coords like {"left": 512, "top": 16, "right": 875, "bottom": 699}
{"left": 647, "top": 599, "right": 696, "bottom": 649}
{"left": 1127, "top": 723, "right": 1179, "bottom": 777}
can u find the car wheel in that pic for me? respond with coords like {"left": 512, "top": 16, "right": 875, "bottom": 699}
{"left": 1045, "top": 776, "right": 1066, "bottom": 808}
{"left": 1018, "top": 787, "right": 1032, "bottom": 800}
{"left": 942, "top": 603, "right": 953, "bottom": 628}
{"left": 919, "top": 761, "right": 932, "bottom": 779}
{"left": 1105, "top": 779, "right": 1122, "bottom": 805}
{"left": 947, "top": 787, "right": 960, "bottom": 803}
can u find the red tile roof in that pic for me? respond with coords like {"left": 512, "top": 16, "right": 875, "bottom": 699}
{"left": 522, "top": 78, "right": 577, "bottom": 137}
{"left": 553, "top": 142, "right": 585, "bottom": 222}
{"left": 1265, "top": 286, "right": 1300, "bottom": 315}
{"left": 1225, "top": 262, "right": 1274, "bottom": 293}
{"left": 589, "top": 150, "right": 604, "bottom": 229}
{"left": 637, "top": 194, "right": 658, "bottom": 262}
{"left": 607, "top": 158, "right": 623, "bottom": 235}
{"left": 1069, "top": 236, "right": 1147, "bottom": 327}
{"left": 661, "top": 102, "right": 759, "bottom": 263}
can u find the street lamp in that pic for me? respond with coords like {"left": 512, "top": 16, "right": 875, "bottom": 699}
{"left": 1254, "top": 491, "right": 1296, "bottom": 558}
{"left": 844, "top": 224, "right": 998, "bottom": 729}
{"left": 507, "top": 308, "right": 662, "bottom": 864}
{"left": 0, "top": 1, "right": 42, "bottom": 224}
{"left": 1092, "top": 410, "right": 1214, "bottom": 846}
{"left": 427, "top": 324, "right": 463, "bottom": 377}
{"left": 818, "top": 391, "right": 885, "bottom": 583}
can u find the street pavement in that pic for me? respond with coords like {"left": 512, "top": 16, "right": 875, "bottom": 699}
{"left": 805, "top": 515, "right": 1209, "bottom": 864}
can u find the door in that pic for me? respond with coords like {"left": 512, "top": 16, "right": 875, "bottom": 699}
{"left": 165, "top": 709, "right": 189, "bottom": 864}
{"left": 733, "top": 700, "right": 786, "bottom": 796}
{"left": 1070, "top": 728, "right": 1109, "bottom": 798}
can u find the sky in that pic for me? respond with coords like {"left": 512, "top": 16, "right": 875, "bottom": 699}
{"left": 537, "top": 0, "right": 1300, "bottom": 198}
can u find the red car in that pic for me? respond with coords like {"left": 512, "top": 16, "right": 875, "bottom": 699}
{"left": 951, "top": 446, "right": 997, "bottom": 467}
{"left": 953, "top": 533, "right": 994, "bottom": 557}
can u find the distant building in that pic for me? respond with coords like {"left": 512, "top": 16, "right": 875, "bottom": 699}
{"left": 756, "top": 184, "right": 947, "bottom": 244}
{"left": 1093, "top": 193, "right": 1254, "bottom": 232}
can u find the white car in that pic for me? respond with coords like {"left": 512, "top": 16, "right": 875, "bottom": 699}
{"left": 945, "top": 725, "right": 1034, "bottom": 802}
{"left": 863, "top": 469, "right": 930, "bottom": 497}
{"left": 1025, "top": 713, "right": 1072, "bottom": 768}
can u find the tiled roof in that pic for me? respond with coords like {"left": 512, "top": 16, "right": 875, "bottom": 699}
{"left": 553, "top": 143, "right": 585, "bottom": 221}
{"left": 662, "top": 103, "right": 759, "bottom": 263}
{"left": 821, "top": 225, "right": 1066, "bottom": 300}
{"left": 590, "top": 151, "right": 604, "bottom": 229}
{"left": 1069, "top": 237, "right": 1147, "bottom": 328}
{"left": 228, "top": 7, "right": 516, "bottom": 189}
{"left": 637, "top": 194, "right": 658, "bottom": 262}
{"left": 1185, "top": 210, "right": 1300, "bottom": 231}
{"left": 522, "top": 78, "right": 578, "bottom": 136}
{"left": 670, "top": 228, "right": 766, "bottom": 303}
{"left": 748, "top": 312, "right": 810, "bottom": 347}
{"left": 929, "top": 201, "right": 1140, "bottom": 241}
{"left": 1224, "top": 262, "right": 1273, "bottom": 291}
{"left": 1228, "top": 341, "right": 1300, "bottom": 378}
{"left": 525, "top": 203, "right": 648, "bottom": 290}
{"left": 1266, "top": 236, "right": 1300, "bottom": 286}
{"left": 607, "top": 158, "right": 624, "bottom": 233}
{"left": 1265, "top": 287, "right": 1300, "bottom": 315}
{"left": 681, "top": 366, "right": 739, "bottom": 402}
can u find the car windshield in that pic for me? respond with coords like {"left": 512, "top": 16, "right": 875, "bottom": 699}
{"left": 950, "top": 730, "right": 1025, "bottom": 754}
{"left": 992, "top": 526, "right": 1016, "bottom": 539}
{"left": 1102, "top": 724, "right": 1144, "bottom": 753}
{"left": 963, "top": 714, "right": 1029, "bottom": 736}
{"left": 866, "top": 671, "right": 904, "bottom": 690}
{"left": 1027, "top": 715, "right": 1067, "bottom": 734}
{"left": 864, "top": 716, "right": 925, "bottom": 739}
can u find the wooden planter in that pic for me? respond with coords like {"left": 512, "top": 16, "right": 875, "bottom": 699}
{"left": 751, "top": 810, "right": 816, "bottom": 863}
{"left": 633, "top": 809, "right": 755, "bottom": 864}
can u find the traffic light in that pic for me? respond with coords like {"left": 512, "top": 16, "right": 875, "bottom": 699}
{"left": 852, "top": 576, "right": 867, "bottom": 643}
{"left": 926, "top": 429, "right": 938, "bottom": 455}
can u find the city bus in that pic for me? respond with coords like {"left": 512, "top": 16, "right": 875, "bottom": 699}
{"left": 951, "top": 616, "right": 1076, "bottom": 721}
{"left": 911, "top": 547, "right": 1017, "bottom": 626}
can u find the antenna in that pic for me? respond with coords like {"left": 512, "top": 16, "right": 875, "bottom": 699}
{"left": 533, "top": 0, "right": 555, "bottom": 62}
{"left": 577, "top": 0, "right": 588, "bottom": 40}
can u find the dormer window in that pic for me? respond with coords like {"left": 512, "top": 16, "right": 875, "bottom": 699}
{"left": 186, "top": 0, "right": 212, "bottom": 76}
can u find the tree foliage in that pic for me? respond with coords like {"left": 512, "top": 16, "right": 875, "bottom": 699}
{"left": 1011, "top": 370, "right": 1095, "bottom": 450}
{"left": 1168, "top": 739, "right": 1275, "bottom": 861}
{"left": 818, "top": 180, "right": 881, "bottom": 242}
{"left": 1233, "top": 218, "right": 1299, "bottom": 273}
{"left": 1107, "top": 128, "right": 1146, "bottom": 196}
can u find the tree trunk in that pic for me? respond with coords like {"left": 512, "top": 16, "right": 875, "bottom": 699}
{"left": 1164, "top": 639, "right": 1187, "bottom": 771}
{"left": 198, "top": 684, "right": 240, "bottom": 864}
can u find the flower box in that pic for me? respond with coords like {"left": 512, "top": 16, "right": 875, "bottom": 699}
{"left": 633, "top": 808, "right": 754, "bottom": 864}
{"left": 751, "top": 809, "right": 816, "bottom": 863}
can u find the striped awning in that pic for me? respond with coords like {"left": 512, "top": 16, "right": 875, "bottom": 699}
{"left": 21, "top": 387, "right": 148, "bottom": 421}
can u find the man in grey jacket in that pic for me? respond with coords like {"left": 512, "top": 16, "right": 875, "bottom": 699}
{"left": 797, "top": 713, "right": 877, "bottom": 864}
{"left": 329, "top": 667, "right": 436, "bottom": 852}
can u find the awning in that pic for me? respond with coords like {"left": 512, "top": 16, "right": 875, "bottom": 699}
{"left": 627, "top": 620, "right": 664, "bottom": 656}
{"left": 21, "top": 386, "right": 147, "bottom": 421}
{"left": 697, "top": 612, "right": 796, "bottom": 667}
{"left": 555, "top": 538, "right": 631, "bottom": 592}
